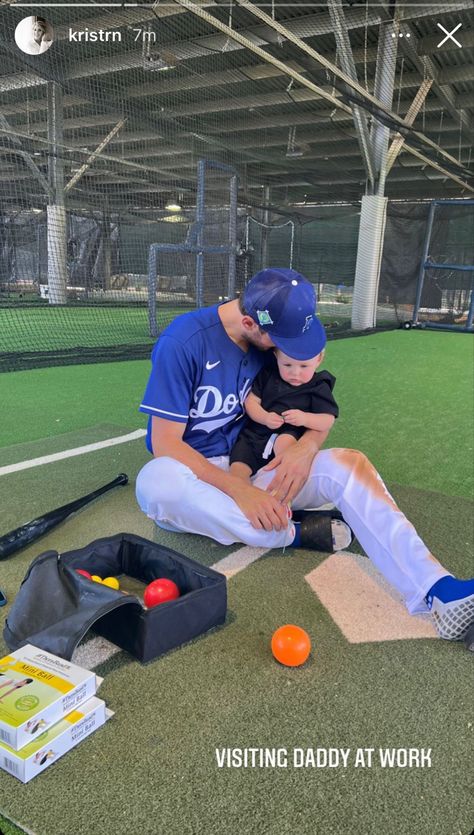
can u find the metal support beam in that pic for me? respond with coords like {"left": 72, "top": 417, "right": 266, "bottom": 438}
{"left": 0, "top": 113, "right": 53, "bottom": 198}
{"left": 370, "top": 19, "right": 398, "bottom": 195}
{"left": 47, "top": 82, "right": 64, "bottom": 206}
{"left": 0, "top": 113, "right": 21, "bottom": 147}
{"left": 385, "top": 80, "right": 433, "bottom": 175}
{"left": 225, "top": 0, "right": 470, "bottom": 185}
{"left": 65, "top": 118, "right": 127, "bottom": 193}
{"left": 327, "top": 0, "right": 375, "bottom": 188}
{"left": 174, "top": 0, "right": 473, "bottom": 193}
{"left": 396, "top": 19, "right": 473, "bottom": 135}
{"left": 261, "top": 185, "right": 271, "bottom": 270}
{"left": 0, "top": 149, "right": 53, "bottom": 200}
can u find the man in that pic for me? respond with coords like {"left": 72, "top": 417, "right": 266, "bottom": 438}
{"left": 136, "top": 268, "right": 474, "bottom": 641}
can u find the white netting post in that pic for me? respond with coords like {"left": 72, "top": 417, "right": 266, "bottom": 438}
{"left": 47, "top": 204, "right": 67, "bottom": 305}
{"left": 351, "top": 194, "right": 388, "bottom": 330}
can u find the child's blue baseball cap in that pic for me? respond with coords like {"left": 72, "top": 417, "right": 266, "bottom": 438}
{"left": 243, "top": 267, "right": 326, "bottom": 360}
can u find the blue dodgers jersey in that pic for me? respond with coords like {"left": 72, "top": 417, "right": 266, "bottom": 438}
{"left": 140, "top": 305, "right": 265, "bottom": 457}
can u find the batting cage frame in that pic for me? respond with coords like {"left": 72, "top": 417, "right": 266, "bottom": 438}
{"left": 148, "top": 159, "right": 238, "bottom": 339}
{"left": 409, "top": 199, "right": 474, "bottom": 333}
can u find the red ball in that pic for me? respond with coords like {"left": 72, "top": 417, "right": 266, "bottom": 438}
{"left": 144, "top": 578, "right": 180, "bottom": 608}
{"left": 271, "top": 625, "right": 311, "bottom": 667}
{"left": 76, "top": 569, "right": 92, "bottom": 579}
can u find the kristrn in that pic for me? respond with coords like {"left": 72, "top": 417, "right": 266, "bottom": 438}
{"left": 68, "top": 28, "right": 122, "bottom": 42}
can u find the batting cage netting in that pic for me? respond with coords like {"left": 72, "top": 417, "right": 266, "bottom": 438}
{"left": 1, "top": 2, "right": 472, "bottom": 371}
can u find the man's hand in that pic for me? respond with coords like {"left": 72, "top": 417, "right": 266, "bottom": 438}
{"left": 265, "top": 411, "right": 284, "bottom": 430}
{"left": 281, "top": 409, "right": 305, "bottom": 426}
{"left": 263, "top": 440, "right": 318, "bottom": 504}
{"left": 229, "top": 479, "right": 289, "bottom": 531}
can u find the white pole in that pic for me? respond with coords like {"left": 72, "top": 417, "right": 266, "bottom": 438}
{"left": 351, "top": 195, "right": 388, "bottom": 330}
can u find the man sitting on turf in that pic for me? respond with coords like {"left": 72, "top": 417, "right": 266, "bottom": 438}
{"left": 136, "top": 267, "right": 474, "bottom": 641}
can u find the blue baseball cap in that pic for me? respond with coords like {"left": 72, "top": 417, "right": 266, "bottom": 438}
{"left": 243, "top": 268, "right": 326, "bottom": 360}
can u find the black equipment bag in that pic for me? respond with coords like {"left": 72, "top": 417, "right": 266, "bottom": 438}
{"left": 3, "top": 533, "right": 227, "bottom": 663}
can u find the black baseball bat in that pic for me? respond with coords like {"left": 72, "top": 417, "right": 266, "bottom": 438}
{"left": 0, "top": 473, "right": 129, "bottom": 560}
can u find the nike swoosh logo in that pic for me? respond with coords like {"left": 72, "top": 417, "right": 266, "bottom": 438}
{"left": 205, "top": 360, "right": 221, "bottom": 370}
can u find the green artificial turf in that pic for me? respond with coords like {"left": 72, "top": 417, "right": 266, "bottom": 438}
{"left": 0, "top": 468, "right": 472, "bottom": 835}
{"left": 0, "top": 305, "right": 188, "bottom": 354}
{"left": 0, "top": 329, "right": 473, "bottom": 835}
{"left": 0, "top": 817, "right": 25, "bottom": 835}
{"left": 2, "top": 330, "right": 473, "bottom": 499}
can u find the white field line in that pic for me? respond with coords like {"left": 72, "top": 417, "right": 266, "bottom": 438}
{"left": 0, "top": 429, "right": 147, "bottom": 476}
{"left": 211, "top": 545, "right": 271, "bottom": 578}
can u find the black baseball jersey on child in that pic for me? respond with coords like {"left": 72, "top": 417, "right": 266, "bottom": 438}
{"left": 230, "top": 358, "right": 339, "bottom": 475}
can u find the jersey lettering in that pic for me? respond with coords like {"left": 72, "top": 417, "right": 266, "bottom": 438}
{"left": 189, "top": 379, "right": 252, "bottom": 433}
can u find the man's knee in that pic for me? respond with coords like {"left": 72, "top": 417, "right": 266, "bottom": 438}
{"left": 136, "top": 456, "right": 191, "bottom": 515}
{"left": 313, "top": 448, "right": 375, "bottom": 485}
{"left": 330, "top": 448, "right": 371, "bottom": 476}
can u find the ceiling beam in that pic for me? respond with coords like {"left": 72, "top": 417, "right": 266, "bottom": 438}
{"left": 327, "top": 0, "right": 376, "bottom": 185}
{"left": 386, "top": 80, "right": 433, "bottom": 175}
{"left": 1, "top": 2, "right": 472, "bottom": 91}
{"left": 174, "top": 0, "right": 473, "bottom": 192}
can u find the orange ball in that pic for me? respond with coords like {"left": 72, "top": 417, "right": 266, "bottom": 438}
{"left": 271, "top": 624, "right": 311, "bottom": 667}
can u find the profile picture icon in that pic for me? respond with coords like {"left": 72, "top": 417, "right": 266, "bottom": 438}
{"left": 15, "top": 16, "right": 54, "bottom": 55}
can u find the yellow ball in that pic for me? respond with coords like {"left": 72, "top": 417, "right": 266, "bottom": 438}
{"left": 91, "top": 575, "right": 103, "bottom": 583}
{"left": 102, "top": 576, "right": 120, "bottom": 590}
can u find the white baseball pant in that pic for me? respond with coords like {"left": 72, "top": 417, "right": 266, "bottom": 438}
{"left": 135, "top": 448, "right": 449, "bottom": 614}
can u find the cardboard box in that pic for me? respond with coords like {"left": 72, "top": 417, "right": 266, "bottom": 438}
{"left": 0, "top": 645, "right": 100, "bottom": 750}
{"left": 0, "top": 696, "right": 112, "bottom": 783}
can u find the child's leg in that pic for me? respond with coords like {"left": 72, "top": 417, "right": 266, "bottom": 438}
{"left": 229, "top": 461, "right": 253, "bottom": 481}
{"left": 273, "top": 433, "right": 298, "bottom": 457}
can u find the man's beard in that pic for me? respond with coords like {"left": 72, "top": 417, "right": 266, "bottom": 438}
{"left": 245, "top": 330, "right": 274, "bottom": 351}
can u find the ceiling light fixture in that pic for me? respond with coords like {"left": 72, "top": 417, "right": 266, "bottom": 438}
{"left": 165, "top": 198, "right": 182, "bottom": 212}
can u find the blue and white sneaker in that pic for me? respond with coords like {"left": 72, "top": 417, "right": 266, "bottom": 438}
{"left": 426, "top": 577, "right": 474, "bottom": 640}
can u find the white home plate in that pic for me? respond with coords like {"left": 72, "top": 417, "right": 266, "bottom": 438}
{"left": 306, "top": 552, "right": 437, "bottom": 643}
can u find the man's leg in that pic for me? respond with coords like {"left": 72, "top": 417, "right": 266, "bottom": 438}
{"left": 136, "top": 456, "right": 295, "bottom": 549}
{"left": 254, "top": 447, "right": 449, "bottom": 615}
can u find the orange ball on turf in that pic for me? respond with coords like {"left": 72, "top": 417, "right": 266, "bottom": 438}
{"left": 271, "top": 624, "right": 311, "bottom": 667}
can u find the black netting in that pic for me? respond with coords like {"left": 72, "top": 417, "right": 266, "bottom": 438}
{"left": 379, "top": 201, "right": 474, "bottom": 328}
{"left": 1, "top": 2, "right": 472, "bottom": 370}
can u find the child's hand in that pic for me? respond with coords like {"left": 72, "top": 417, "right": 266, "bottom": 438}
{"left": 282, "top": 409, "right": 305, "bottom": 426}
{"left": 266, "top": 412, "right": 284, "bottom": 429}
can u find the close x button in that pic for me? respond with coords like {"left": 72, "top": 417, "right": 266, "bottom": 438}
{"left": 436, "top": 22, "right": 463, "bottom": 49}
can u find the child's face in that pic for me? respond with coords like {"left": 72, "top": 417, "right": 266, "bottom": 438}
{"left": 275, "top": 349, "right": 323, "bottom": 386}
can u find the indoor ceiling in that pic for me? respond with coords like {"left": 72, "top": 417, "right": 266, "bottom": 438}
{"left": 0, "top": 1, "right": 472, "bottom": 214}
